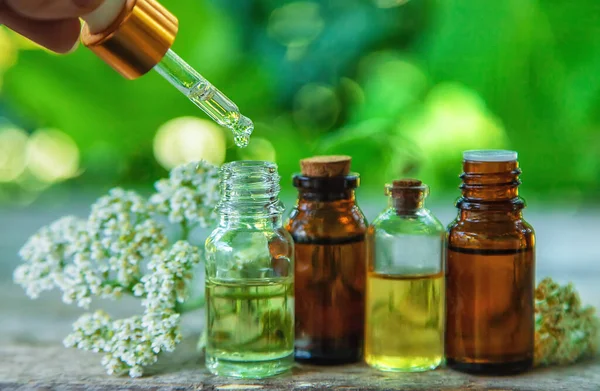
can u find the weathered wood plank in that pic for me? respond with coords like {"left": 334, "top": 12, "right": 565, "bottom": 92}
{"left": 1, "top": 267, "right": 598, "bottom": 390}
{"left": 1, "top": 343, "right": 599, "bottom": 391}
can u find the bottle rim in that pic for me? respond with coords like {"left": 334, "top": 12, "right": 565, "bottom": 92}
{"left": 463, "top": 149, "right": 517, "bottom": 162}
{"left": 384, "top": 182, "right": 429, "bottom": 198}
{"left": 221, "top": 160, "right": 277, "bottom": 170}
{"left": 217, "top": 160, "right": 283, "bottom": 217}
{"left": 292, "top": 173, "right": 360, "bottom": 191}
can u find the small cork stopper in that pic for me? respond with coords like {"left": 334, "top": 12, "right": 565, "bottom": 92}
{"left": 300, "top": 155, "right": 351, "bottom": 177}
{"left": 390, "top": 178, "right": 424, "bottom": 213}
{"left": 393, "top": 179, "right": 422, "bottom": 188}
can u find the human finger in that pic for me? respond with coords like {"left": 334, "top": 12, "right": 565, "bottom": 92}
{"left": 0, "top": 5, "right": 82, "bottom": 53}
{"left": 4, "top": 0, "right": 103, "bottom": 21}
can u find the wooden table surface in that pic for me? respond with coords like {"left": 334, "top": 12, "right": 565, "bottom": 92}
{"left": 1, "top": 283, "right": 598, "bottom": 391}
{"left": 1, "top": 197, "right": 599, "bottom": 390}
{"left": 1, "top": 345, "right": 599, "bottom": 391}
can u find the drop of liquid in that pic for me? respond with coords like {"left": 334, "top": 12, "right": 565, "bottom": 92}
{"left": 185, "top": 80, "right": 254, "bottom": 148}
{"left": 229, "top": 115, "right": 254, "bottom": 148}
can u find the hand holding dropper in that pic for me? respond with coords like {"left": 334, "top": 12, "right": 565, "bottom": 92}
{"left": 0, "top": 0, "right": 254, "bottom": 147}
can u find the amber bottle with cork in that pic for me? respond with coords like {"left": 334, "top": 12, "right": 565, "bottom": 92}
{"left": 286, "top": 156, "right": 368, "bottom": 364}
{"left": 446, "top": 150, "right": 535, "bottom": 375}
{"left": 365, "top": 179, "right": 445, "bottom": 372}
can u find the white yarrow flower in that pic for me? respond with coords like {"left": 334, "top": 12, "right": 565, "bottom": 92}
{"left": 60, "top": 240, "right": 201, "bottom": 377}
{"left": 16, "top": 161, "right": 217, "bottom": 377}
{"left": 150, "top": 161, "right": 219, "bottom": 228}
{"left": 14, "top": 216, "right": 87, "bottom": 300}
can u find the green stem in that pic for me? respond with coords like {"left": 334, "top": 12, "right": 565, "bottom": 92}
{"left": 180, "top": 220, "right": 200, "bottom": 242}
{"left": 175, "top": 295, "right": 206, "bottom": 314}
{"left": 102, "top": 279, "right": 141, "bottom": 296}
{"left": 181, "top": 221, "right": 191, "bottom": 241}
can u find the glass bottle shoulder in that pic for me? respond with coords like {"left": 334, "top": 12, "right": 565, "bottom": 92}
{"left": 447, "top": 215, "right": 535, "bottom": 250}
{"left": 205, "top": 225, "right": 294, "bottom": 280}
{"left": 286, "top": 202, "right": 368, "bottom": 239}
{"left": 371, "top": 207, "right": 444, "bottom": 236}
{"left": 206, "top": 225, "right": 293, "bottom": 255}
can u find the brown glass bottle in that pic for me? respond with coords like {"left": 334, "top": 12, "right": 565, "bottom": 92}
{"left": 446, "top": 150, "right": 535, "bottom": 375}
{"left": 286, "top": 156, "right": 368, "bottom": 364}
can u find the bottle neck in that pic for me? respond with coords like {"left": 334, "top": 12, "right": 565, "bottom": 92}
{"left": 298, "top": 190, "right": 356, "bottom": 204}
{"left": 296, "top": 192, "right": 356, "bottom": 211}
{"left": 457, "top": 159, "right": 525, "bottom": 213}
{"left": 386, "top": 181, "right": 428, "bottom": 216}
{"left": 293, "top": 174, "right": 359, "bottom": 203}
{"left": 459, "top": 209, "right": 523, "bottom": 221}
{"left": 388, "top": 196, "right": 425, "bottom": 215}
{"left": 217, "top": 161, "right": 283, "bottom": 228}
{"left": 219, "top": 214, "right": 283, "bottom": 229}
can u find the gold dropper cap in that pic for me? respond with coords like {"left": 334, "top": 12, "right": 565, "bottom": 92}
{"left": 81, "top": 0, "right": 178, "bottom": 80}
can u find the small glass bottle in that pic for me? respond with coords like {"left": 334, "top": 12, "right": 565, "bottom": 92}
{"left": 286, "top": 156, "right": 368, "bottom": 364}
{"left": 365, "top": 179, "right": 445, "bottom": 372}
{"left": 204, "top": 161, "right": 294, "bottom": 378}
{"left": 446, "top": 150, "right": 535, "bottom": 375}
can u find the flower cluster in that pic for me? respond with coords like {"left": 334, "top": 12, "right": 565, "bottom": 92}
{"left": 150, "top": 161, "right": 220, "bottom": 228}
{"left": 64, "top": 241, "right": 201, "bottom": 377}
{"left": 14, "top": 161, "right": 220, "bottom": 377}
{"left": 535, "top": 277, "right": 599, "bottom": 366}
{"left": 88, "top": 188, "right": 168, "bottom": 289}
{"left": 136, "top": 241, "right": 202, "bottom": 310}
{"left": 14, "top": 188, "right": 169, "bottom": 309}
{"left": 15, "top": 216, "right": 86, "bottom": 300}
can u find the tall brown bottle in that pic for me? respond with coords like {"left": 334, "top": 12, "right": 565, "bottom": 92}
{"left": 446, "top": 150, "right": 535, "bottom": 375}
{"left": 286, "top": 155, "right": 368, "bottom": 364}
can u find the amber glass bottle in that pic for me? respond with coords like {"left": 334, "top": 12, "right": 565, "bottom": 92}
{"left": 446, "top": 150, "right": 535, "bottom": 375}
{"left": 286, "top": 156, "right": 368, "bottom": 364}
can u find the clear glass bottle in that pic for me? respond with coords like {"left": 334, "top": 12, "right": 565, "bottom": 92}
{"left": 446, "top": 150, "right": 535, "bottom": 375}
{"left": 365, "top": 179, "right": 445, "bottom": 372}
{"left": 204, "top": 161, "right": 294, "bottom": 378}
{"left": 286, "top": 156, "right": 368, "bottom": 364}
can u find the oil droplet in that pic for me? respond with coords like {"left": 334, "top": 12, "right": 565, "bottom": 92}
{"left": 229, "top": 115, "right": 254, "bottom": 148}
{"left": 186, "top": 81, "right": 254, "bottom": 148}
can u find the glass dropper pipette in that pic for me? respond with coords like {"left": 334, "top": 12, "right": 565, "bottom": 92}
{"left": 154, "top": 49, "right": 253, "bottom": 148}
{"left": 80, "top": 0, "right": 253, "bottom": 147}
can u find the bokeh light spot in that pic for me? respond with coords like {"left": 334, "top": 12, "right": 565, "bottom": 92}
{"left": 0, "top": 28, "right": 18, "bottom": 89}
{"left": 373, "top": 0, "right": 410, "bottom": 8}
{"left": 26, "top": 128, "right": 80, "bottom": 183}
{"left": 238, "top": 138, "right": 276, "bottom": 162}
{"left": 358, "top": 52, "right": 428, "bottom": 117}
{"left": 154, "top": 117, "right": 226, "bottom": 169}
{"left": 0, "top": 126, "right": 28, "bottom": 182}
{"left": 407, "top": 82, "right": 507, "bottom": 158}
{"left": 268, "top": 2, "right": 325, "bottom": 48}
{"left": 293, "top": 83, "right": 341, "bottom": 131}
{"left": 339, "top": 77, "right": 366, "bottom": 107}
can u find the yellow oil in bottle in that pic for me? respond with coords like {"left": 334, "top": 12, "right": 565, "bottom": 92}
{"left": 365, "top": 271, "right": 444, "bottom": 372}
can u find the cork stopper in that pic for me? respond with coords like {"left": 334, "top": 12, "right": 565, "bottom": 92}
{"left": 300, "top": 155, "right": 351, "bottom": 177}
{"left": 393, "top": 179, "right": 422, "bottom": 188}
{"left": 388, "top": 178, "right": 427, "bottom": 213}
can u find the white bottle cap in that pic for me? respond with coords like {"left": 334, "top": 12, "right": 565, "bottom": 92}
{"left": 82, "top": 0, "right": 127, "bottom": 34}
{"left": 463, "top": 150, "right": 518, "bottom": 162}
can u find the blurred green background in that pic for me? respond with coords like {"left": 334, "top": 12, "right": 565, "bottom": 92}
{"left": 1, "top": 0, "right": 599, "bottom": 204}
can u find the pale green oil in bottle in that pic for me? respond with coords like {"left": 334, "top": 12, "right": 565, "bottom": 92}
{"left": 205, "top": 277, "right": 294, "bottom": 378}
